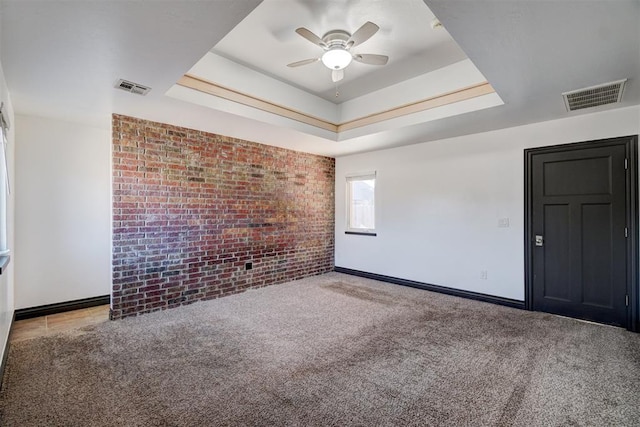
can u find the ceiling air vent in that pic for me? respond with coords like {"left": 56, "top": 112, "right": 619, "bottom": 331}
{"left": 115, "top": 79, "right": 151, "bottom": 96}
{"left": 562, "top": 79, "right": 626, "bottom": 112}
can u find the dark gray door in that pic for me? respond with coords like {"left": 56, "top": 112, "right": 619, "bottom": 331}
{"left": 531, "top": 144, "right": 628, "bottom": 326}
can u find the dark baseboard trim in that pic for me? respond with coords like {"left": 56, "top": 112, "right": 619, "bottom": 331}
{"left": 0, "top": 312, "right": 15, "bottom": 391}
{"left": 15, "top": 295, "right": 110, "bottom": 321}
{"left": 334, "top": 267, "right": 525, "bottom": 310}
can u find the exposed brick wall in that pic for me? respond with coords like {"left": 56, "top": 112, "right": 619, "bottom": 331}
{"left": 111, "top": 115, "right": 335, "bottom": 319}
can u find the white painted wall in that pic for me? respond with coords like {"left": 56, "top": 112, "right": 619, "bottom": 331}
{"left": 15, "top": 115, "right": 111, "bottom": 309}
{"left": 336, "top": 106, "right": 640, "bottom": 301}
{"left": 0, "top": 60, "right": 15, "bottom": 364}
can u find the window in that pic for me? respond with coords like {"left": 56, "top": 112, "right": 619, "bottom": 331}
{"left": 0, "top": 103, "right": 9, "bottom": 257}
{"left": 346, "top": 173, "right": 376, "bottom": 235}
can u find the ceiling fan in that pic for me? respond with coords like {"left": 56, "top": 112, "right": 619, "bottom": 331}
{"left": 287, "top": 21, "right": 389, "bottom": 83}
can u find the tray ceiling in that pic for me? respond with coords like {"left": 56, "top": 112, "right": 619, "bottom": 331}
{"left": 169, "top": 0, "right": 503, "bottom": 144}
{"left": 211, "top": 0, "right": 466, "bottom": 102}
{"left": 0, "top": 0, "right": 637, "bottom": 157}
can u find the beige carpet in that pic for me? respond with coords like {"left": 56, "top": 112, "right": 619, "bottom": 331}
{"left": 1, "top": 272, "right": 639, "bottom": 426}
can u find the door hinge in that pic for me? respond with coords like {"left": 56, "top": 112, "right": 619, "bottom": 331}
{"left": 625, "top": 227, "right": 629, "bottom": 238}
{"left": 625, "top": 158, "right": 628, "bottom": 170}
{"left": 626, "top": 295, "right": 629, "bottom": 307}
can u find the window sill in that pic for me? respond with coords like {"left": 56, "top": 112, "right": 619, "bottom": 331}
{"left": 0, "top": 255, "right": 9, "bottom": 275}
{"left": 345, "top": 231, "right": 377, "bottom": 236}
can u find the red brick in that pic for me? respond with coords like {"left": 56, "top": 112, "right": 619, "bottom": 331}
{"left": 111, "top": 114, "right": 334, "bottom": 319}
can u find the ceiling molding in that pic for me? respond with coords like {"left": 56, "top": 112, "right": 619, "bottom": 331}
{"left": 178, "top": 74, "right": 494, "bottom": 135}
{"left": 337, "top": 82, "right": 494, "bottom": 132}
{"left": 178, "top": 75, "right": 338, "bottom": 132}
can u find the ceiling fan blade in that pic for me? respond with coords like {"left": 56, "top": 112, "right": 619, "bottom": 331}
{"left": 347, "top": 21, "right": 379, "bottom": 48}
{"left": 353, "top": 54, "right": 389, "bottom": 66}
{"left": 332, "top": 69, "right": 344, "bottom": 83}
{"left": 295, "top": 27, "right": 326, "bottom": 48}
{"left": 287, "top": 58, "right": 320, "bottom": 68}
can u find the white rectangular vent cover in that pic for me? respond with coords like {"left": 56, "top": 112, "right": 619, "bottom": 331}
{"left": 562, "top": 79, "right": 626, "bottom": 112}
{"left": 115, "top": 79, "right": 151, "bottom": 96}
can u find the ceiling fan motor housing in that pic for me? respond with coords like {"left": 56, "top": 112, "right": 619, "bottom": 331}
{"left": 321, "top": 30, "right": 351, "bottom": 48}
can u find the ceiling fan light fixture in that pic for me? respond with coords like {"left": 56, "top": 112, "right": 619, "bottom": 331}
{"left": 321, "top": 48, "right": 352, "bottom": 70}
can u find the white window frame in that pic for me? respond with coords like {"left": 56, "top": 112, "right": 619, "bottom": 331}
{"left": 346, "top": 172, "right": 376, "bottom": 235}
{"left": 0, "top": 103, "right": 9, "bottom": 256}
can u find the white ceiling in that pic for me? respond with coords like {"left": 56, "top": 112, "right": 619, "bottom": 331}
{"left": 173, "top": 0, "right": 502, "bottom": 146}
{"left": 212, "top": 0, "right": 466, "bottom": 102}
{"left": 0, "top": 0, "right": 638, "bottom": 158}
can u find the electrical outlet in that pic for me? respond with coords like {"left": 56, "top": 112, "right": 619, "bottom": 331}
{"left": 480, "top": 270, "right": 488, "bottom": 280}
{"left": 498, "top": 218, "right": 510, "bottom": 228}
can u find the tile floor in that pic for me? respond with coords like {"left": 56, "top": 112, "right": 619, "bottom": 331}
{"left": 10, "top": 305, "right": 110, "bottom": 343}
